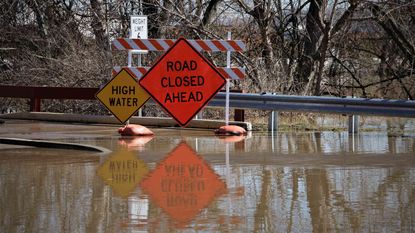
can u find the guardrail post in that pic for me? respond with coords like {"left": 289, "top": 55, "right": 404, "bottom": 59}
{"left": 234, "top": 108, "right": 244, "bottom": 122}
{"left": 268, "top": 110, "right": 278, "bottom": 132}
{"left": 348, "top": 115, "right": 359, "bottom": 134}
{"left": 29, "top": 97, "right": 41, "bottom": 112}
{"left": 347, "top": 96, "right": 359, "bottom": 134}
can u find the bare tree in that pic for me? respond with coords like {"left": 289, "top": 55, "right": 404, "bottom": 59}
{"left": 294, "top": 0, "right": 359, "bottom": 95}
{"left": 1, "top": 0, "right": 414, "bottom": 114}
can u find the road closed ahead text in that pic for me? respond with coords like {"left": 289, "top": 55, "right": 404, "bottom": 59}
{"left": 162, "top": 60, "right": 204, "bottom": 103}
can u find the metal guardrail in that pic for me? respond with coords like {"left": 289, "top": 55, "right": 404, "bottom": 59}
{"left": 1, "top": 85, "right": 415, "bottom": 118}
{"left": 209, "top": 92, "right": 415, "bottom": 118}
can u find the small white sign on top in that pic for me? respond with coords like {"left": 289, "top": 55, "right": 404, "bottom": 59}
{"left": 130, "top": 16, "right": 148, "bottom": 54}
{"left": 130, "top": 15, "right": 148, "bottom": 39}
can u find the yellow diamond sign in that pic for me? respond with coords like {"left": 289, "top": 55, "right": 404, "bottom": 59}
{"left": 96, "top": 69, "right": 150, "bottom": 124}
{"left": 97, "top": 150, "right": 149, "bottom": 198}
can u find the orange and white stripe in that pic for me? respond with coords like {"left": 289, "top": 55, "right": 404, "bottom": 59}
{"left": 112, "top": 66, "right": 148, "bottom": 79}
{"left": 112, "top": 39, "right": 246, "bottom": 52}
{"left": 217, "top": 67, "right": 246, "bottom": 80}
{"left": 113, "top": 66, "right": 245, "bottom": 80}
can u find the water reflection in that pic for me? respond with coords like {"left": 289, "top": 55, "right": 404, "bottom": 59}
{"left": 71, "top": 132, "right": 415, "bottom": 233}
{"left": 217, "top": 135, "right": 246, "bottom": 143}
{"left": 247, "top": 131, "right": 415, "bottom": 154}
{"left": 0, "top": 148, "right": 100, "bottom": 233}
{"left": 1, "top": 128, "right": 415, "bottom": 232}
{"left": 97, "top": 150, "right": 149, "bottom": 198}
{"left": 96, "top": 149, "right": 151, "bottom": 229}
{"left": 117, "top": 136, "right": 154, "bottom": 151}
{"left": 214, "top": 165, "right": 415, "bottom": 232}
{"left": 140, "top": 142, "right": 227, "bottom": 227}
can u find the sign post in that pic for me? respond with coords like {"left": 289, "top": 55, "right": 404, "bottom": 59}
{"left": 129, "top": 15, "right": 148, "bottom": 119}
{"left": 225, "top": 32, "right": 231, "bottom": 126}
{"left": 139, "top": 38, "right": 226, "bottom": 127}
{"left": 129, "top": 15, "right": 148, "bottom": 66}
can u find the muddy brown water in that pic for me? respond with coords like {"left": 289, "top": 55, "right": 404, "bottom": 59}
{"left": 0, "top": 120, "right": 414, "bottom": 232}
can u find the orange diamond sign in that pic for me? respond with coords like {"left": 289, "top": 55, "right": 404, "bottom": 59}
{"left": 139, "top": 142, "right": 227, "bottom": 226}
{"left": 139, "top": 38, "right": 226, "bottom": 127}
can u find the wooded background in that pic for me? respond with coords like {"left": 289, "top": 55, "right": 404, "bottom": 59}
{"left": 1, "top": 0, "right": 414, "bottom": 113}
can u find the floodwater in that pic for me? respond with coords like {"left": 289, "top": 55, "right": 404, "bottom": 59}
{"left": 0, "top": 120, "right": 415, "bottom": 232}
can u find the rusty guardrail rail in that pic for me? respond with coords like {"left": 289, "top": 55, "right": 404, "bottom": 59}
{"left": 0, "top": 86, "right": 98, "bottom": 112}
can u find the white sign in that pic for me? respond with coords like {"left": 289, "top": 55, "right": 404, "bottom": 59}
{"left": 130, "top": 16, "right": 147, "bottom": 39}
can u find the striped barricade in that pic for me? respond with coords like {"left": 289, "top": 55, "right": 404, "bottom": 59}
{"left": 112, "top": 38, "right": 246, "bottom": 52}
{"left": 113, "top": 66, "right": 245, "bottom": 80}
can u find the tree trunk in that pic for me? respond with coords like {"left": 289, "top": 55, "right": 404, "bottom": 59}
{"left": 90, "top": 0, "right": 109, "bottom": 51}
{"left": 312, "top": 23, "right": 330, "bottom": 95}
{"left": 26, "top": 0, "right": 51, "bottom": 56}
{"left": 143, "top": 0, "right": 160, "bottom": 38}
{"left": 200, "top": 0, "right": 220, "bottom": 28}
{"left": 295, "top": 0, "right": 324, "bottom": 93}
